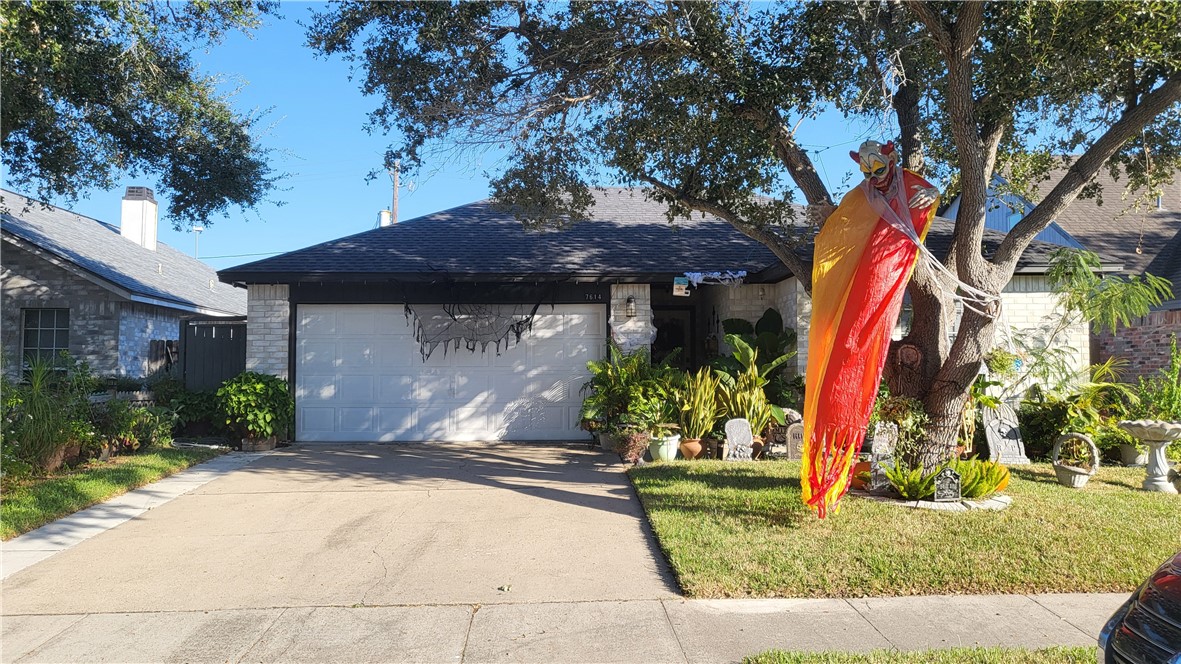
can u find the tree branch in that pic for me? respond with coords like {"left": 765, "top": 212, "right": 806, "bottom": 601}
{"left": 737, "top": 104, "right": 833, "bottom": 207}
{"left": 993, "top": 75, "right": 1181, "bottom": 273}
{"left": 902, "top": 1, "right": 951, "bottom": 56}
{"left": 636, "top": 173, "right": 816, "bottom": 293}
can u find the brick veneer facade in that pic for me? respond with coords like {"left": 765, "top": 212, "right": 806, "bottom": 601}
{"left": 245, "top": 284, "right": 290, "bottom": 379}
{"left": 2, "top": 243, "right": 183, "bottom": 377}
{"left": 1095, "top": 309, "right": 1181, "bottom": 383}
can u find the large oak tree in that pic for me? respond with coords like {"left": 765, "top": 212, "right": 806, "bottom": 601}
{"left": 1, "top": 0, "right": 280, "bottom": 228}
{"left": 308, "top": 0, "right": 1181, "bottom": 456}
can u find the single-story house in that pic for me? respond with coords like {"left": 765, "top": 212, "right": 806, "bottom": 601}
{"left": 1, "top": 187, "right": 247, "bottom": 378}
{"left": 219, "top": 187, "right": 1083, "bottom": 443}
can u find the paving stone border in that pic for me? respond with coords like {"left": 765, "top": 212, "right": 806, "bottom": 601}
{"left": 849, "top": 488, "right": 1013, "bottom": 512}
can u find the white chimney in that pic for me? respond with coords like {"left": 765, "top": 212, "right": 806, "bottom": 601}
{"left": 121, "top": 186, "right": 158, "bottom": 251}
{"left": 378, "top": 209, "right": 394, "bottom": 227}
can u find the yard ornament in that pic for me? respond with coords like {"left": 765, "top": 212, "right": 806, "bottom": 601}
{"left": 801, "top": 140, "right": 939, "bottom": 518}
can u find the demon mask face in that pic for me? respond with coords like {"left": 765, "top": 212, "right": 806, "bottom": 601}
{"left": 850, "top": 140, "right": 897, "bottom": 193}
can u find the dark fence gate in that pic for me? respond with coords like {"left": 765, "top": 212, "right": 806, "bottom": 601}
{"left": 181, "top": 318, "right": 247, "bottom": 391}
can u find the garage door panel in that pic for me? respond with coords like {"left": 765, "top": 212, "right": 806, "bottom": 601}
{"left": 339, "top": 311, "right": 378, "bottom": 335}
{"left": 301, "top": 311, "right": 337, "bottom": 336}
{"left": 297, "top": 303, "right": 604, "bottom": 442}
{"left": 339, "top": 407, "right": 374, "bottom": 432}
{"left": 299, "top": 375, "right": 336, "bottom": 400}
{"left": 378, "top": 407, "right": 416, "bottom": 437}
{"left": 378, "top": 375, "right": 415, "bottom": 402}
{"left": 300, "top": 342, "right": 338, "bottom": 370}
{"left": 339, "top": 375, "right": 374, "bottom": 401}
{"left": 301, "top": 407, "right": 336, "bottom": 433}
{"left": 339, "top": 341, "right": 376, "bottom": 367}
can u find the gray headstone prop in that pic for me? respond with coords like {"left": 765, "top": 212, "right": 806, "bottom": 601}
{"left": 724, "top": 418, "right": 755, "bottom": 461}
{"left": 984, "top": 402, "right": 1032, "bottom": 465}
{"left": 868, "top": 422, "right": 898, "bottom": 493}
{"left": 785, "top": 422, "right": 805, "bottom": 461}
{"left": 933, "top": 466, "right": 962, "bottom": 502}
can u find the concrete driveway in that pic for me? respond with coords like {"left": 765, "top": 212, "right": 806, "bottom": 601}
{"left": 3, "top": 444, "right": 680, "bottom": 660}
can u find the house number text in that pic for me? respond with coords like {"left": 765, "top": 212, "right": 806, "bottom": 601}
{"left": 584, "top": 293, "right": 604, "bottom": 301}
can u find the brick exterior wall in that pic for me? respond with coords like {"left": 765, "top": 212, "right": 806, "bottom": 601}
{"left": 118, "top": 303, "right": 180, "bottom": 377}
{"left": 699, "top": 279, "right": 804, "bottom": 373}
{"left": 608, "top": 284, "right": 656, "bottom": 353}
{"left": 246, "top": 284, "right": 290, "bottom": 379}
{"left": 1095, "top": 309, "right": 1181, "bottom": 382}
{"left": 1, "top": 242, "right": 123, "bottom": 376}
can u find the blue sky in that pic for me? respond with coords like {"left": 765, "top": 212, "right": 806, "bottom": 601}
{"left": 57, "top": 3, "right": 886, "bottom": 271}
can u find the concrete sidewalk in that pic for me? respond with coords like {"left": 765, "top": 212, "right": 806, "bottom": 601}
{"left": 2, "top": 592, "right": 1116, "bottom": 662}
{"left": 1, "top": 444, "right": 1116, "bottom": 662}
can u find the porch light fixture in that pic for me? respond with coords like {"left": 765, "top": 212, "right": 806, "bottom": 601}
{"left": 625, "top": 295, "right": 637, "bottom": 318}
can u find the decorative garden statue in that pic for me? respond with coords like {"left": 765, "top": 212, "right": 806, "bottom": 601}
{"left": 1118, "top": 420, "right": 1181, "bottom": 494}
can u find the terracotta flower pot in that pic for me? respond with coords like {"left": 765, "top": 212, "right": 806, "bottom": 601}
{"left": 850, "top": 461, "right": 872, "bottom": 490}
{"left": 679, "top": 438, "right": 705, "bottom": 460}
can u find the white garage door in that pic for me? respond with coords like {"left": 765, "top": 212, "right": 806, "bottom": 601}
{"left": 295, "top": 304, "right": 605, "bottom": 442}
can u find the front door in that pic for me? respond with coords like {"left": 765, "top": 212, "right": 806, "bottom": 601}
{"left": 651, "top": 307, "right": 695, "bottom": 368}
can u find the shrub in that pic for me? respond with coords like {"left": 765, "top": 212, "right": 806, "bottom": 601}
{"left": 133, "top": 406, "right": 177, "bottom": 449}
{"left": 882, "top": 461, "right": 937, "bottom": 500}
{"left": 949, "top": 457, "right": 1011, "bottom": 499}
{"left": 1018, "top": 397, "right": 1070, "bottom": 460}
{"left": 155, "top": 385, "right": 223, "bottom": 435}
{"left": 93, "top": 399, "right": 141, "bottom": 452}
{"left": 5, "top": 353, "right": 97, "bottom": 470}
{"left": 217, "top": 372, "right": 294, "bottom": 441}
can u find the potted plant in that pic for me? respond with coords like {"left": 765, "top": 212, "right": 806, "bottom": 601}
{"left": 678, "top": 367, "right": 720, "bottom": 459}
{"left": 715, "top": 334, "right": 787, "bottom": 458}
{"left": 1051, "top": 432, "right": 1099, "bottom": 488}
{"left": 216, "top": 371, "right": 294, "bottom": 452}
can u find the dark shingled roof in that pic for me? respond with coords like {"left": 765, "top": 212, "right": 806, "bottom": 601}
{"left": 2, "top": 190, "right": 246, "bottom": 316}
{"left": 1033, "top": 167, "right": 1181, "bottom": 278}
{"left": 219, "top": 187, "right": 1064, "bottom": 285}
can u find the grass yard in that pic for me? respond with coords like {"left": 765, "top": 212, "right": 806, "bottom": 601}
{"left": 746, "top": 646, "right": 1095, "bottom": 663}
{"left": 629, "top": 461, "right": 1181, "bottom": 598}
{"left": 1, "top": 447, "right": 222, "bottom": 540}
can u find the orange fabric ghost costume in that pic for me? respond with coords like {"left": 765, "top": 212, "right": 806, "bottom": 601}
{"left": 801, "top": 141, "right": 938, "bottom": 518}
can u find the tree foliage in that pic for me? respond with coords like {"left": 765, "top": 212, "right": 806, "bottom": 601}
{"left": 1, "top": 0, "right": 280, "bottom": 228}
{"left": 309, "top": 0, "right": 1181, "bottom": 454}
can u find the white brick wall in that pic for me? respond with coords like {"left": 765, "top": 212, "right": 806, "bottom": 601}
{"left": 246, "top": 284, "right": 290, "bottom": 379}
{"left": 609, "top": 284, "right": 656, "bottom": 353}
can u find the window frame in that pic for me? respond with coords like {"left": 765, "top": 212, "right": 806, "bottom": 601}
{"left": 22, "top": 308, "right": 71, "bottom": 365}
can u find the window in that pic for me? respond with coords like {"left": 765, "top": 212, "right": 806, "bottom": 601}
{"left": 23, "top": 308, "right": 70, "bottom": 363}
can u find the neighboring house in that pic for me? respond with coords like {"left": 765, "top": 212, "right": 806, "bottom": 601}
{"left": 1, "top": 187, "right": 247, "bottom": 379}
{"left": 944, "top": 167, "right": 1181, "bottom": 380}
{"left": 219, "top": 188, "right": 1080, "bottom": 444}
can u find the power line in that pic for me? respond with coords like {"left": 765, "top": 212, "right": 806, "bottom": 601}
{"left": 198, "top": 251, "right": 285, "bottom": 259}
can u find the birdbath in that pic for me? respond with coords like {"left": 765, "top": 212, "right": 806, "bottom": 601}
{"left": 1117, "top": 420, "right": 1181, "bottom": 494}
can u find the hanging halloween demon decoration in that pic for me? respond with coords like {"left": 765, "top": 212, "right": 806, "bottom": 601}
{"left": 801, "top": 140, "right": 939, "bottom": 518}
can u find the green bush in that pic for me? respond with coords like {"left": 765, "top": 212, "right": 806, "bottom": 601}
{"left": 93, "top": 399, "right": 141, "bottom": 452}
{"left": 882, "top": 461, "right": 937, "bottom": 500}
{"left": 133, "top": 406, "right": 177, "bottom": 449}
{"left": 4, "top": 353, "right": 97, "bottom": 470}
{"left": 949, "top": 457, "right": 1010, "bottom": 499}
{"left": 1017, "top": 397, "right": 1070, "bottom": 460}
{"left": 154, "top": 383, "right": 223, "bottom": 435}
{"left": 217, "top": 372, "right": 294, "bottom": 441}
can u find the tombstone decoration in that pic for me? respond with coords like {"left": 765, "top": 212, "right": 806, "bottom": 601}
{"left": 785, "top": 422, "right": 805, "bottom": 461}
{"left": 867, "top": 422, "right": 898, "bottom": 493}
{"left": 984, "top": 402, "right": 1032, "bottom": 465}
{"left": 724, "top": 418, "right": 755, "bottom": 461}
{"left": 933, "top": 466, "right": 962, "bottom": 502}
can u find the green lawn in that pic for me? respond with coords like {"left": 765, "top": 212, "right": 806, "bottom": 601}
{"left": 746, "top": 646, "right": 1095, "bottom": 664}
{"left": 629, "top": 461, "right": 1180, "bottom": 598}
{"left": 1, "top": 447, "right": 222, "bottom": 540}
